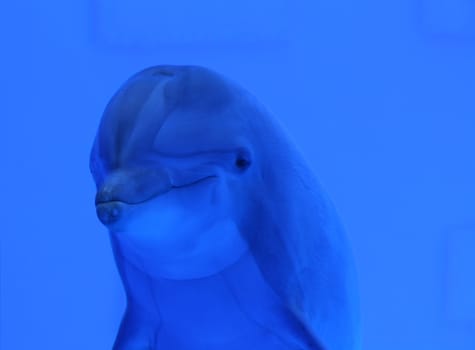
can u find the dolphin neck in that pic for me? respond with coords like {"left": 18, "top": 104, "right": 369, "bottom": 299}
{"left": 112, "top": 241, "right": 254, "bottom": 318}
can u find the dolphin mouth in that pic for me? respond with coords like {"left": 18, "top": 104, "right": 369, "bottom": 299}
{"left": 171, "top": 174, "right": 218, "bottom": 189}
{"left": 95, "top": 199, "right": 131, "bottom": 206}
{"left": 95, "top": 175, "right": 218, "bottom": 205}
{"left": 95, "top": 175, "right": 218, "bottom": 225}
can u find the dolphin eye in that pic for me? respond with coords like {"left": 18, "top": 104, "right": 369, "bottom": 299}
{"left": 235, "top": 153, "right": 251, "bottom": 171}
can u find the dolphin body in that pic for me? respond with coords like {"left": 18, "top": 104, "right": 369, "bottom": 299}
{"left": 90, "top": 66, "right": 360, "bottom": 350}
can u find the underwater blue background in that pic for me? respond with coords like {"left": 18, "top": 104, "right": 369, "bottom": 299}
{"left": 1, "top": 0, "right": 474, "bottom": 349}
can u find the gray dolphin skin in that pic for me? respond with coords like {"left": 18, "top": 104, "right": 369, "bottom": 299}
{"left": 90, "top": 65, "right": 360, "bottom": 350}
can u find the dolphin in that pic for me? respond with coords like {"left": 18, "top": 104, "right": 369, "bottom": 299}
{"left": 90, "top": 65, "right": 360, "bottom": 350}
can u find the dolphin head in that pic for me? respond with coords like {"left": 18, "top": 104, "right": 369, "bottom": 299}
{"left": 90, "top": 66, "right": 258, "bottom": 280}
{"left": 90, "top": 65, "right": 360, "bottom": 349}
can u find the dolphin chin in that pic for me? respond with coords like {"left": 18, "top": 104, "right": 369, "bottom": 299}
{"left": 95, "top": 201, "right": 127, "bottom": 225}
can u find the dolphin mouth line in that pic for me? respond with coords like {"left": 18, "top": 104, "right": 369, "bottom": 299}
{"left": 95, "top": 199, "right": 130, "bottom": 206}
{"left": 171, "top": 174, "right": 218, "bottom": 189}
{"left": 95, "top": 175, "right": 218, "bottom": 207}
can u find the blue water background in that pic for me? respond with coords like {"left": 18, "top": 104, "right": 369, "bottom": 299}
{"left": 1, "top": 1, "right": 474, "bottom": 349}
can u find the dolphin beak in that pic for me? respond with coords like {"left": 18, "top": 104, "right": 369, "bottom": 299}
{"left": 94, "top": 168, "right": 172, "bottom": 226}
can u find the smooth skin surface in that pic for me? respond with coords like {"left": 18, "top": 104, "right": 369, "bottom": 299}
{"left": 90, "top": 65, "right": 360, "bottom": 350}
